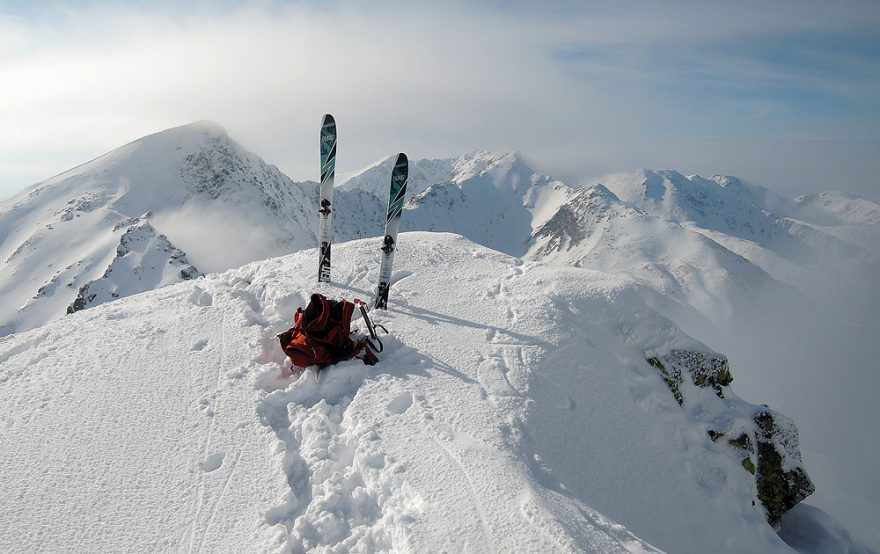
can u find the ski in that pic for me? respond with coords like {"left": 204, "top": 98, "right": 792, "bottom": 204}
{"left": 318, "top": 114, "right": 337, "bottom": 283}
{"left": 374, "top": 153, "right": 408, "bottom": 309}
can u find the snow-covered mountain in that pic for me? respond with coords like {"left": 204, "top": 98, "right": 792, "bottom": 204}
{"left": 524, "top": 183, "right": 795, "bottom": 330}
{"left": 3, "top": 234, "right": 856, "bottom": 554}
{"left": 594, "top": 170, "right": 861, "bottom": 265}
{"left": 0, "top": 122, "right": 383, "bottom": 337}
{"left": 66, "top": 215, "right": 202, "bottom": 314}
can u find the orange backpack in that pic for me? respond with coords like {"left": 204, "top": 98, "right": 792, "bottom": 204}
{"left": 278, "top": 293, "right": 379, "bottom": 371}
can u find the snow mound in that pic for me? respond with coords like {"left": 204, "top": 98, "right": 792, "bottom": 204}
{"left": 0, "top": 233, "right": 813, "bottom": 553}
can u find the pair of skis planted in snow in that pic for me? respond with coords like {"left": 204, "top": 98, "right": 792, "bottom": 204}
{"left": 317, "top": 114, "right": 408, "bottom": 310}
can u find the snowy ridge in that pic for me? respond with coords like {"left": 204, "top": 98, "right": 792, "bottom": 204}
{"left": 339, "top": 150, "right": 538, "bottom": 200}
{"left": 791, "top": 191, "right": 880, "bottom": 226}
{"left": 0, "top": 233, "right": 831, "bottom": 553}
{"left": 525, "top": 184, "right": 784, "bottom": 327}
{"left": 341, "top": 151, "right": 572, "bottom": 238}
{"left": 388, "top": 152, "right": 573, "bottom": 255}
{"left": 594, "top": 169, "right": 858, "bottom": 264}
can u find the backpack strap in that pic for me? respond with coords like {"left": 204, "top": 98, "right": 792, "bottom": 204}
{"left": 338, "top": 299, "right": 355, "bottom": 338}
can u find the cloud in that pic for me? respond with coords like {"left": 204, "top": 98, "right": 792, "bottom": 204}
{"left": 151, "top": 202, "right": 287, "bottom": 273}
{"left": 1, "top": 1, "right": 879, "bottom": 200}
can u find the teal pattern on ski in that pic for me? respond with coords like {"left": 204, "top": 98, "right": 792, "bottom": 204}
{"left": 318, "top": 114, "right": 336, "bottom": 282}
{"left": 374, "top": 153, "right": 408, "bottom": 309}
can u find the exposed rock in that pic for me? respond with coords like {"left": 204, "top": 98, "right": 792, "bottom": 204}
{"left": 646, "top": 355, "right": 683, "bottom": 405}
{"left": 651, "top": 349, "right": 732, "bottom": 399}
{"left": 647, "top": 349, "right": 814, "bottom": 528}
{"left": 752, "top": 410, "right": 816, "bottom": 526}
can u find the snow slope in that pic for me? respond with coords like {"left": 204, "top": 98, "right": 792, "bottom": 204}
{"left": 0, "top": 122, "right": 383, "bottom": 337}
{"left": 575, "top": 171, "right": 880, "bottom": 551}
{"left": 0, "top": 233, "right": 831, "bottom": 553}
{"left": 344, "top": 163, "right": 880, "bottom": 550}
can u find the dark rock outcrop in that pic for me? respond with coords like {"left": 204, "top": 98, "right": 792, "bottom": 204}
{"left": 647, "top": 349, "right": 814, "bottom": 527}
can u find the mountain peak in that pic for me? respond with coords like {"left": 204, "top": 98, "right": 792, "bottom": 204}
{"left": 581, "top": 183, "right": 620, "bottom": 204}
{"left": 142, "top": 120, "right": 229, "bottom": 143}
{"left": 340, "top": 150, "right": 546, "bottom": 202}
{"left": 454, "top": 150, "right": 528, "bottom": 178}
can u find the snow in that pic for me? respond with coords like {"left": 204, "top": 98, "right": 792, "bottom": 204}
{"left": 341, "top": 150, "right": 574, "bottom": 254}
{"left": 779, "top": 504, "right": 875, "bottom": 554}
{"left": 0, "top": 233, "right": 817, "bottom": 553}
{"left": 572, "top": 170, "right": 880, "bottom": 551}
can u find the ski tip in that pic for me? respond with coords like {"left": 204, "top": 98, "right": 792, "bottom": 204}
{"left": 395, "top": 152, "right": 408, "bottom": 167}
{"left": 322, "top": 113, "right": 335, "bottom": 126}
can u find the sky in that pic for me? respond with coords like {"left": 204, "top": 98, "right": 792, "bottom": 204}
{"left": 1, "top": 0, "right": 879, "bottom": 201}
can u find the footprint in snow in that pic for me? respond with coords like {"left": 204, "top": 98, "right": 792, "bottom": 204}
{"left": 386, "top": 391, "right": 413, "bottom": 414}
{"left": 192, "top": 339, "right": 209, "bottom": 351}
{"left": 200, "top": 452, "right": 225, "bottom": 472}
{"left": 189, "top": 286, "right": 213, "bottom": 307}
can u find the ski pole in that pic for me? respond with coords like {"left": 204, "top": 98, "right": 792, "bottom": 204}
{"left": 355, "top": 299, "right": 387, "bottom": 352}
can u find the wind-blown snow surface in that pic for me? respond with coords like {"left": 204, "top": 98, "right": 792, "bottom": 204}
{"left": 392, "top": 160, "right": 878, "bottom": 549}
{"left": 1, "top": 233, "right": 818, "bottom": 553}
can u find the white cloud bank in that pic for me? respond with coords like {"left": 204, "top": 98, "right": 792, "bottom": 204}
{"left": 1, "top": 0, "right": 879, "bottom": 199}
